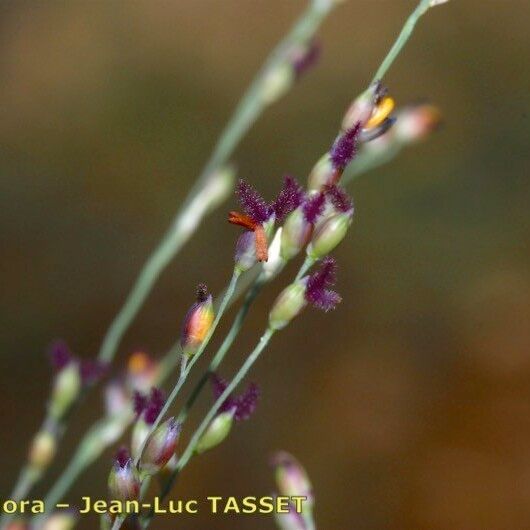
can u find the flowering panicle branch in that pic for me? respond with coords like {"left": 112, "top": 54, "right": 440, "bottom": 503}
{"left": 2, "top": 2, "right": 453, "bottom": 530}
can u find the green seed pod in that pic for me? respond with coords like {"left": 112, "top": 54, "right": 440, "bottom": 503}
{"left": 140, "top": 418, "right": 181, "bottom": 475}
{"left": 269, "top": 281, "right": 307, "bottom": 331}
{"left": 307, "top": 154, "right": 338, "bottom": 191}
{"left": 280, "top": 208, "right": 313, "bottom": 261}
{"left": 195, "top": 411, "right": 235, "bottom": 454}
{"left": 49, "top": 363, "right": 81, "bottom": 420}
{"left": 307, "top": 211, "right": 352, "bottom": 259}
{"left": 28, "top": 431, "right": 56, "bottom": 472}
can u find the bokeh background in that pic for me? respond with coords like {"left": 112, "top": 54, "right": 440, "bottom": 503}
{"left": 1, "top": 1, "right": 529, "bottom": 529}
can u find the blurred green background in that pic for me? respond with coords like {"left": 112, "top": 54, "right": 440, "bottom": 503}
{"left": 1, "top": 1, "right": 529, "bottom": 529}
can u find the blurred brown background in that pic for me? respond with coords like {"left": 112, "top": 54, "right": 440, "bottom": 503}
{"left": 1, "top": 1, "right": 529, "bottom": 529}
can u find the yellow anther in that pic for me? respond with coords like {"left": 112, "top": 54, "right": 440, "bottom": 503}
{"left": 365, "top": 96, "right": 395, "bottom": 129}
{"left": 128, "top": 352, "right": 150, "bottom": 375}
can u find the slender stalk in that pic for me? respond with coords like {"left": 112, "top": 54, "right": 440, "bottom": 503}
{"left": 296, "top": 255, "right": 315, "bottom": 280}
{"left": 372, "top": 0, "right": 442, "bottom": 83}
{"left": 134, "top": 269, "right": 241, "bottom": 465}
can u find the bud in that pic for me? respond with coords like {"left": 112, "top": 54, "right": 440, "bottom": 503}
{"left": 140, "top": 418, "right": 181, "bottom": 475}
{"left": 260, "top": 63, "right": 294, "bottom": 106}
{"left": 41, "top": 512, "right": 77, "bottom": 530}
{"left": 104, "top": 380, "right": 129, "bottom": 417}
{"left": 269, "top": 281, "right": 307, "bottom": 330}
{"left": 273, "top": 452, "right": 314, "bottom": 508}
{"left": 234, "top": 230, "right": 259, "bottom": 272}
{"left": 263, "top": 227, "right": 286, "bottom": 280}
{"left": 108, "top": 448, "right": 140, "bottom": 502}
{"left": 195, "top": 411, "right": 235, "bottom": 454}
{"left": 28, "top": 431, "right": 56, "bottom": 471}
{"left": 180, "top": 285, "right": 214, "bottom": 357}
{"left": 126, "top": 351, "right": 159, "bottom": 393}
{"left": 394, "top": 103, "right": 441, "bottom": 144}
{"left": 274, "top": 505, "right": 307, "bottom": 530}
{"left": 307, "top": 154, "right": 339, "bottom": 191}
{"left": 49, "top": 363, "right": 81, "bottom": 420}
{"left": 281, "top": 208, "right": 313, "bottom": 260}
{"left": 341, "top": 82, "right": 382, "bottom": 131}
{"left": 307, "top": 211, "right": 352, "bottom": 259}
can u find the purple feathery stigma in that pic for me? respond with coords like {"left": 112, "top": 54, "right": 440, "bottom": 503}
{"left": 133, "top": 390, "right": 148, "bottom": 416}
{"left": 272, "top": 175, "right": 305, "bottom": 222}
{"left": 115, "top": 446, "right": 131, "bottom": 468}
{"left": 292, "top": 40, "right": 321, "bottom": 79}
{"left": 234, "top": 383, "right": 260, "bottom": 422}
{"left": 211, "top": 374, "right": 237, "bottom": 413}
{"left": 143, "top": 387, "right": 166, "bottom": 425}
{"left": 236, "top": 180, "right": 272, "bottom": 224}
{"left": 48, "top": 340, "right": 72, "bottom": 371}
{"left": 305, "top": 257, "right": 342, "bottom": 312}
{"left": 79, "top": 359, "right": 108, "bottom": 385}
{"left": 303, "top": 192, "right": 326, "bottom": 224}
{"left": 325, "top": 185, "right": 354, "bottom": 213}
{"left": 330, "top": 123, "right": 361, "bottom": 170}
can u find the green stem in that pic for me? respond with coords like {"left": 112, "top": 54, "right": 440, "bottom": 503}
{"left": 135, "top": 269, "right": 241, "bottom": 466}
{"left": 372, "top": 0, "right": 439, "bottom": 83}
{"left": 296, "top": 255, "right": 315, "bottom": 280}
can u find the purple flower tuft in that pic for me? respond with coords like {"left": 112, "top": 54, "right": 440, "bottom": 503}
{"left": 133, "top": 390, "right": 147, "bottom": 416}
{"left": 325, "top": 185, "right": 354, "bottom": 213}
{"left": 143, "top": 387, "right": 166, "bottom": 425}
{"left": 292, "top": 40, "right": 321, "bottom": 79}
{"left": 48, "top": 340, "right": 72, "bottom": 372}
{"left": 234, "top": 383, "right": 260, "bottom": 422}
{"left": 236, "top": 180, "right": 272, "bottom": 224}
{"left": 305, "top": 257, "right": 342, "bottom": 312}
{"left": 79, "top": 359, "right": 108, "bottom": 385}
{"left": 211, "top": 374, "right": 259, "bottom": 421}
{"left": 115, "top": 446, "right": 131, "bottom": 468}
{"left": 272, "top": 175, "right": 305, "bottom": 222}
{"left": 303, "top": 192, "right": 326, "bottom": 224}
{"left": 134, "top": 387, "right": 166, "bottom": 424}
{"left": 211, "top": 374, "right": 237, "bottom": 413}
{"left": 330, "top": 123, "right": 361, "bottom": 170}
